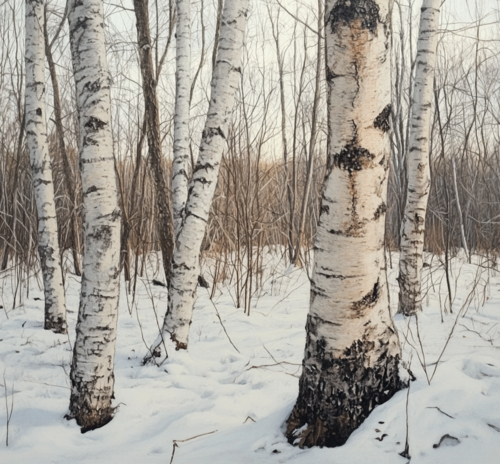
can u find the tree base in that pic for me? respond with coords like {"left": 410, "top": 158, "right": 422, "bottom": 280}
{"left": 44, "top": 316, "right": 67, "bottom": 334}
{"left": 286, "top": 333, "right": 405, "bottom": 448}
{"left": 67, "top": 394, "right": 115, "bottom": 433}
{"left": 65, "top": 410, "right": 114, "bottom": 434}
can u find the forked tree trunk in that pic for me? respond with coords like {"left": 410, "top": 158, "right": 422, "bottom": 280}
{"left": 143, "top": 0, "right": 249, "bottom": 361}
{"left": 66, "top": 0, "right": 122, "bottom": 432}
{"left": 286, "top": 0, "right": 404, "bottom": 448}
{"left": 25, "top": 0, "right": 67, "bottom": 334}
{"left": 172, "top": 0, "right": 191, "bottom": 235}
{"left": 133, "top": 0, "right": 174, "bottom": 286}
{"left": 397, "top": 0, "right": 440, "bottom": 316}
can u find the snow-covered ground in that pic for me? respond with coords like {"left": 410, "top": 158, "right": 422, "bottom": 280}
{"left": 1, "top": 253, "right": 499, "bottom": 463}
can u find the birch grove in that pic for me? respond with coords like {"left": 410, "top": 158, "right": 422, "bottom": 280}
{"left": 144, "top": 0, "right": 250, "bottom": 361}
{"left": 286, "top": 0, "right": 403, "bottom": 448}
{"left": 25, "top": 0, "right": 67, "bottom": 334}
{"left": 66, "top": 0, "right": 122, "bottom": 432}
{"left": 397, "top": 0, "right": 441, "bottom": 316}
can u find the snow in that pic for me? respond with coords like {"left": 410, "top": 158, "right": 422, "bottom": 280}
{"left": 0, "top": 252, "right": 499, "bottom": 463}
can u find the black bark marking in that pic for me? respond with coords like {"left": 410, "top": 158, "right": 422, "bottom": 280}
{"left": 287, "top": 330, "right": 404, "bottom": 448}
{"left": 373, "top": 202, "right": 387, "bottom": 220}
{"left": 88, "top": 225, "right": 113, "bottom": 250}
{"left": 202, "top": 126, "right": 226, "bottom": 140}
{"left": 328, "top": 0, "right": 380, "bottom": 35}
{"left": 334, "top": 143, "right": 375, "bottom": 173}
{"left": 83, "top": 79, "right": 102, "bottom": 94}
{"left": 84, "top": 116, "right": 107, "bottom": 132}
{"left": 374, "top": 104, "right": 391, "bottom": 132}
{"left": 321, "top": 205, "right": 330, "bottom": 215}
{"left": 326, "top": 66, "right": 341, "bottom": 81}
{"left": 351, "top": 280, "right": 380, "bottom": 317}
{"left": 36, "top": 108, "right": 42, "bottom": 116}
{"left": 85, "top": 185, "right": 98, "bottom": 195}
{"left": 193, "top": 162, "right": 215, "bottom": 174}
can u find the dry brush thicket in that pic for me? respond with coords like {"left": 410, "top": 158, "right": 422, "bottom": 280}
{"left": 0, "top": 0, "right": 499, "bottom": 305}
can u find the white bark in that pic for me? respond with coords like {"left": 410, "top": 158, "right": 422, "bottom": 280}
{"left": 286, "top": 0, "right": 403, "bottom": 448}
{"left": 25, "top": 0, "right": 67, "bottom": 334}
{"left": 67, "top": 0, "right": 122, "bottom": 432}
{"left": 172, "top": 0, "right": 191, "bottom": 235}
{"left": 398, "top": 0, "right": 440, "bottom": 316}
{"left": 144, "top": 0, "right": 249, "bottom": 360}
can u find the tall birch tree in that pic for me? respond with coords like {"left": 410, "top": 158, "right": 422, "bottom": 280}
{"left": 286, "top": 0, "right": 403, "bottom": 448}
{"left": 144, "top": 0, "right": 250, "bottom": 361}
{"left": 397, "top": 0, "right": 440, "bottom": 316}
{"left": 25, "top": 0, "right": 67, "bottom": 334}
{"left": 172, "top": 0, "right": 191, "bottom": 235}
{"left": 66, "top": 0, "right": 122, "bottom": 432}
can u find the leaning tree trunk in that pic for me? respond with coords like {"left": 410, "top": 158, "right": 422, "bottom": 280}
{"left": 133, "top": 0, "right": 174, "bottom": 286}
{"left": 66, "top": 0, "right": 122, "bottom": 432}
{"left": 143, "top": 0, "right": 250, "bottom": 362}
{"left": 172, "top": 0, "right": 191, "bottom": 235}
{"left": 25, "top": 0, "right": 67, "bottom": 334}
{"left": 286, "top": 0, "right": 404, "bottom": 448}
{"left": 397, "top": 0, "right": 440, "bottom": 316}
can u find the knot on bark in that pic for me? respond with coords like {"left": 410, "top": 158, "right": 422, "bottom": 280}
{"left": 328, "top": 0, "right": 380, "bottom": 34}
{"left": 374, "top": 104, "right": 391, "bottom": 132}
{"left": 84, "top": 116, "right": 107, "bottom": 132}
{"left": 333, "top": 143, "right": 375, "bottom": 173}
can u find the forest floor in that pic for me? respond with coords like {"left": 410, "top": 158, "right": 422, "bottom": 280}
{"left": 0, "top": 252, "right": 500, "bottom": 463}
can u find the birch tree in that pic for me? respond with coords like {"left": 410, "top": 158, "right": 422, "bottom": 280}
{"left": 25, "top": 0, "right": 67, "bottom": 334}
{"left": 144, "top": 0, "right": 250, "bottom": 361}
{"left": 286, "top": 0, "right": 403, "bottom": 448}
{"left": 172, "top": 0, "right": 191, "bottom": 235}
{"left": 397, "top": 0, "right": 441, "bottom": 316}
{"left": 66, "top": 0, "right": 122, "bottom": 432}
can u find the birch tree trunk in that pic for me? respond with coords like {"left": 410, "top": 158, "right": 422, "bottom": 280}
{"left": 25, "top": 0, "right": 67, "bottom": 334}
{"left": 133, "top": 0, "right": 174, "bottom": 286}
{"left": 143, "top": 0, "right": 249, "bottom": 361}
{"left": 286, "top": 0, "right": 403, "bottom": 448}
{"left": 397, "top": 0, "right": 440, "bottom": 316}
{"left": 66, "top": 0, "right": 122, "bottom": 432}
{"left": 172, "top": 0, "right": 191, "bottom": 235}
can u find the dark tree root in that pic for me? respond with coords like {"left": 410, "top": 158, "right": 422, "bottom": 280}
{"left": 286, "top": 334, "right": 405, "bottom": 448}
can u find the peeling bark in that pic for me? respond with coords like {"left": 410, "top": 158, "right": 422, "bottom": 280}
{"left": 25, "top": 0, "right": 67, "bottom": 334}
{"left": 286, "top": 0, "right": 403, "bottom": 448}
{"left": 67, "top": 0, "right": 121, "bottom": 432}
{"left": 398, "top": 0, "right": 440, "bottom": 316}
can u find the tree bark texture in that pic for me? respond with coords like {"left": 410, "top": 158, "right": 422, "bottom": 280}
{"left": 133, "top": 0, "right": 174, "bottom": 285}
{"left": 397, "top": 0, "right": 440, "bottom": 316}
{"left": 286, "top": 0, "right": 404, "bottom": 448}
{"left": 172, "top": 0, "right": 191, "bottom": 235}
{"left": 144, "top": 0, "right": 249, "bottom": 360}
{"left": 25, "top": 0, "right": 67, "bottom": 334}
{"left": 67, "top": 0, "right": 122, "bottom": 432}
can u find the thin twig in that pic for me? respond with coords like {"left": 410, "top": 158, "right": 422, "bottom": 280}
{"left": 170, "top": 429, "right": 218, "bottom": 464}
{"left": 206, "top": 288, "right": 240, "bottom": 353}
